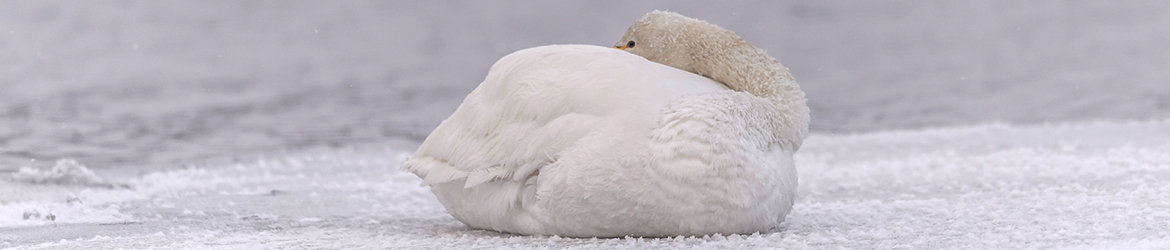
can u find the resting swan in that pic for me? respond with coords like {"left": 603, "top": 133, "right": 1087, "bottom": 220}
{"left": 404, "top": 11, "right": 809, "bottom": 237}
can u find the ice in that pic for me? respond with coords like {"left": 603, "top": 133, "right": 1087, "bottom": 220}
{"left": 11, "top": 159, "right": 116, "bottom": 188}
{"left": 2, "top": 120, "right": 1169, "bottom": 249}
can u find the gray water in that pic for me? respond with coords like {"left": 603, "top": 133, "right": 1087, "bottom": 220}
{"left": 3, "top": 1, "right": 1169, "bottom": 172}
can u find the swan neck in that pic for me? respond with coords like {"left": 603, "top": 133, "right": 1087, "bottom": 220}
{"left": 691, "top": 42, "right": 807, "bottom": 111}
{"left": 686, "top": 39, "right": 811, "bottom": 144}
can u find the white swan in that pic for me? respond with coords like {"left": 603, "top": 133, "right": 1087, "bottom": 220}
{"left": 404, "top": 11, "right": 809, "bottom": 237}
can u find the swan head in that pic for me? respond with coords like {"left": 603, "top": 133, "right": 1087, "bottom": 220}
{"left": 614, "top": 11, "right": 701, "bottom": 72}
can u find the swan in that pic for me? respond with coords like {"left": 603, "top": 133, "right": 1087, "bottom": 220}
{"left": 404, "top": 11, "right": 809, "bottom": 237}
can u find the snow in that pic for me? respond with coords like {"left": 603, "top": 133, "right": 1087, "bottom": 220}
{"left": 4, "top": 120, "right": 1170, "bottom": 249}
{"left": 11, "top": 159, "right": 117, "bottom": 188}
{"left": 3, "top": 0, "right": 1170, "bottom": 249}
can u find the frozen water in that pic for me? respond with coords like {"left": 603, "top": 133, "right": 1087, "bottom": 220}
{"left": 3, "top": 121, "right": 1169, "bottom": 249}
{"left": 2, "top": 0, "right": 1169, "bottom": 249}
{"left": 10, "top": 160, "right": 105, "bottom": 186}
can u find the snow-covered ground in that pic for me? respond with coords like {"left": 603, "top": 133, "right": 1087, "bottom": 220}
{"left": 4, "top": 121, "right": 1170, "bottom": 249}
{"left": 3, "top": 1, "right": 1170, "bottom": 249}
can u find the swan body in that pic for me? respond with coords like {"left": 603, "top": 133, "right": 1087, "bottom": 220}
{"left": 405, "top": 11, "right": 808, "bottom": 237}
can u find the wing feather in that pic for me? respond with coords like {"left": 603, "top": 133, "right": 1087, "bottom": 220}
{"left": 403, "top": 45, "right": 728, "bottom": 191}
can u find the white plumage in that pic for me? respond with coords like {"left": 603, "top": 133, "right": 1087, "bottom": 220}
{"left": 405, "top": 11, "right": 808, "bottom": 237}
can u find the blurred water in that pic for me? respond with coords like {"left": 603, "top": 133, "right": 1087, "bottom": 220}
{"left": 2, "top": 1, "right": 1168, "bottom": 172}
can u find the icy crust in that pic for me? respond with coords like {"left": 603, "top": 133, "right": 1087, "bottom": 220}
{"left": 0, "top": 146, "right": 434, "bottom": 230}
{"left": 4, "top": 120, "right": 1170, "bottom": 249}
{"left": 10, "top": 159, "right": 120, "bottom": 188}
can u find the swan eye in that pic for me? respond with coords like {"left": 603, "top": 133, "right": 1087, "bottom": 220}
{"left": 626, "top": 41, "right": 636, "bottom": 49}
